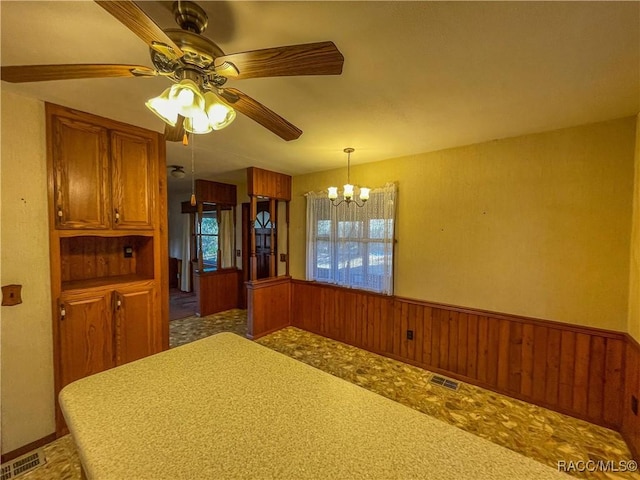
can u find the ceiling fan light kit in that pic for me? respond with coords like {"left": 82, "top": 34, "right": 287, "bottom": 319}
{"left": 1, "top": 0, "right": 344, "bottom": 142}
{"left": 329, "top": 148, "right": 370, "bottom": 207}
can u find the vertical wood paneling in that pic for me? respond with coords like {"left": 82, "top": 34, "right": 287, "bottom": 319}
{"left": 603, "top": 339, "right": 623, "bottom": 427}
{"left": 290, "top": 281, "right": 630, "bottom": 431}
{"left": 457, "top": 313, "right": 468, "bottom": 376}
{"left": 558, "top": 330, "right": 576, "bottom": 410}
{"left": 587, "top": 337, "right": 606, "bottom": 420}
{"left": 508, "top": 322, "right": 522, "bottom": 393}
{"left": 400, "top": 302, "right": 409, "bottom": 359}
{"left": 572, "top": 333, "right": 591, "bottom": 417}
{"left": 622, "top": 337, "right": 640, "bottom": 460}
{"left": 486, "top": 318, "right": 499, "bottom": 387}
{"left": 532, "top": 326, "right": 548, "bottom": 403}
{"left": 407, "top": 303, "right": 417, "bottom": 361}
{"left": 497, "top": 319, "right": 510, "bottom": 390}
{"left": 477, "top": 316, "right": 488, "bottom": 383}
{"left": 545, "top": 329, "right": 561, "bottom": 406}
{"left": 466, "top": 314, "right": 478, "bottom": 378}
{"left": 521, "top": 324, "right": 534, "bottom": 397}
{"left": 438, "top": 309, "right": 449, "bottom": 370}
{"left": 422, "top": 307, "right": 433, "bottom": 366}
{"left": 448, "top": 311, "right": 458, "bottom": 373}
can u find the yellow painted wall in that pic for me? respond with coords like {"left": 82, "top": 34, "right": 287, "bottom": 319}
{"left": 1, "top": 90, "right": 55, "bottom": 452}
{"left": 628, "top": 114, "right": 640, "bottom": 343}
{"left": 291, "top": 117, "right": 636, "bottom": 331}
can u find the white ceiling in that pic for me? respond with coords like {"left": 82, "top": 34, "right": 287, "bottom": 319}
{"left": 2, "top": 1, "right": 638, "bottom": 193}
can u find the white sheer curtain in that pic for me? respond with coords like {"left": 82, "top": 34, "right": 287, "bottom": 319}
{"left": 306, "top": 183, "right": 396, "bottom": 295}
{"left": 219, "top": 209, "right": 234, "bottom": 268}
{"left": 180, "top": 214, "right": 192, "bottom": 292}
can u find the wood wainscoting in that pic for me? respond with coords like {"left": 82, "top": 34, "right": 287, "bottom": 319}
{"left": 193, "top": 269, "right": 241, "bottom": 316}
{"left": 622, "top": 335, "right": 640, "bottom": 459}
{"left": 247, "top": 276, "right": 291, "bottom": 339}
{"left": 291, "top": 280, "right": 631, "bottom": 434}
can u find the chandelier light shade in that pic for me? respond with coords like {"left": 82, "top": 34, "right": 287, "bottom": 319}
{"left": 145, "top": 77, "right": 236, "bottom": 136}
{"left": 328, "top": 148, "right": 369, "bottom": 207}
{"left": 145, "top": 86, "right": 179, "bottom": 127}
{"left": 204, "top": 92, "right": 236, "bottom": 130}
{"left": 169, "top": 79, "right": 206, "bottom": 118}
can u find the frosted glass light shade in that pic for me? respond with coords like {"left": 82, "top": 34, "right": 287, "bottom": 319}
{"left": 184, "top": 110, "right": 213, "bottom": 134}
{"left": 343, "top": 183, "right": 354, "bottom": 199}
{"left": 204, "top": 92, "right": 236, "bottom": 130}
{"left": 328, "top": 187, "right": 338, "bottom": 200}
{"left": 359, "top": 187, "right": 370, "bottom": 201}
{"left": 169, "top": 79, "right": 205, "bottom": 118}
{"left": 145, "top": 86, "right": 178, "bottom": 126}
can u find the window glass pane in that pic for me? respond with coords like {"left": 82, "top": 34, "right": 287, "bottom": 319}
{"left": 201, "top": 217, "right": 218, "bottom": 235}
{"left": 337, "top": 241, "right": 364, "bottom": 285}
{"left": 315, "top": 240, "right": 332, "bottom": 280}
{"left": 338, "top": 221, "right": 363, "bottom": 239}
{"left": 256, "top": 211, "right": 272, "bottom": 229}
{"left": 369, "top": 219, "right": 393, "bottom": 239}
{"left": 317, "top": 220, "right": 331, "bottom": 236}
{"left": 201, "top": 235, "right": 218, "bottom": 266}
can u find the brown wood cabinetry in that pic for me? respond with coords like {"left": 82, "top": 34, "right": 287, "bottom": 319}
{"left": 46, "top": 103, "right": 168, "bottom": 435}
{"left": 49, "top": 108, "right": 156, "bottom": 230}
{"left": 59, "top": 290, "right": 113, "bottom": 389}
{"left": 115, "top": 283, "right": 160, "bottom": 366}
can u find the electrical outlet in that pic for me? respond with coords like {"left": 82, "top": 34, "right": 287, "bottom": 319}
{"left": 123, "top": 246, "right": 133, "bottom": 258}
{"left": 406, "top": 330, "right": 414, "bottom": 340}
{"left": 632, "top": 395, "right": 638, "bottom": 416}
{"left": 280, "top": 253, "right": 287, "bottom": 262}
{"left": 236, "top": 249, "right": 241, "bottom": 257}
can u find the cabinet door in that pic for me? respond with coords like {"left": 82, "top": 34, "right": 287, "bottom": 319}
{"left": 111, "top": 130, "right": 156, "bottom": 230}
{"left": 114, "top": 285, "right": 161, "bottom": 366}
{"left": 59, "top": 290, "right": 113, "bottom": 389}
{"left": 51, "top": 116, "right": 111, "bottom": 229}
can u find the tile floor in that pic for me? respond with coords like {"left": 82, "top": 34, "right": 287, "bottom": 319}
{"left": 17, "top": 309, "right": 639, "bottom": 480}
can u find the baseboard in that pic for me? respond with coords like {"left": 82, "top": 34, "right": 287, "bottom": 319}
{"left": 1, "top": 432, "right": 56, "bottom": 464}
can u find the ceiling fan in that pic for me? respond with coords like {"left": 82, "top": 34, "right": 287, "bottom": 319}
{"left": 0, "top": 0, "right": 345, "bottom": 141}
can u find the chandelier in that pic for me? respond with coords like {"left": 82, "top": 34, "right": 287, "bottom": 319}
{"left": 145, "top": 70, "right": 236, "bottom": 135}
{"left": 328, "top": 148, "right": 370, "bottom": 207}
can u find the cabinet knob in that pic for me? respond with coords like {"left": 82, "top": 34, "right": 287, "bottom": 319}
{"left": 60, "top": 305, "right": 66, "bottom": 320}
{"left": 57, "top": 207, "right": 63, "bottom": 220}
{"left": 116, "top": 299, "right": 122, "bottom": 309}
{"left": 114, "top": 209, "right": 120, "bottom": 223}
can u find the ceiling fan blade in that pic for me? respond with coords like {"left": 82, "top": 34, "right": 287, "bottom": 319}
{"left": 220, "top": 88, "right": 302, "bottom": 141}
{"left": 95, "top": 1, "right": 183, "bottom": 59}
{"left": 214, "top": 41, "right": 344, "bottom": 80}
{"left": 164, "top": 115, "right": 186, "bottom": 142}
{"left": 1, "top": 64, "right": 157, "bottom": 83}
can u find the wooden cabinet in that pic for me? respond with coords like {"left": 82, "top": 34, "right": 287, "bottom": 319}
{"left": 49, "top": 108, "right": 156, "bottom": 230}
{"left": 51, "top": 116, "right": 111, "bottom": 229}
{"left": 47, "top": 103, "right": 168, "bottom": 435}
{"left": 59, "top": 290, "right": 113, "bottom": 389}
{"left": 114, "top": 284, "right": 160, "bottom": 366}
{"left": 58, "top": 283, "right": 160, "bottom": 390}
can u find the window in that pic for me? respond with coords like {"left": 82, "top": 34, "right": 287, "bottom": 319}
{"left": 306, "top": 183, "right": 396, "bottom": 294}
{"left": 194, "top": 209, "right": 218, "bottom": 271}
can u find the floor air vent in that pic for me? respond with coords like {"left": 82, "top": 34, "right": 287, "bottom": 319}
{"left": 429, "top": 375, "right": 460, "bottom": 391}
{"left": 0, "top": 449, "right": 46, "bottom": 479}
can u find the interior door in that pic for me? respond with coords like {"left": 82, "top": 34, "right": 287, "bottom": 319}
{"left": 255, "top": 201, "right": 275, "bottom": 279}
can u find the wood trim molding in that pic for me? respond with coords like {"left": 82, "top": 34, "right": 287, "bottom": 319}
{"left": 290, "top": 280, "right": 629, "bottom": 435}
{"left": 1, "top": 433, "right": 56, "bottom": 464}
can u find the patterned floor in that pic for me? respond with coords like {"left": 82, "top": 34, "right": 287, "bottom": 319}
{"left": 18, "top": 309, "right": 639, "bottom": 480}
